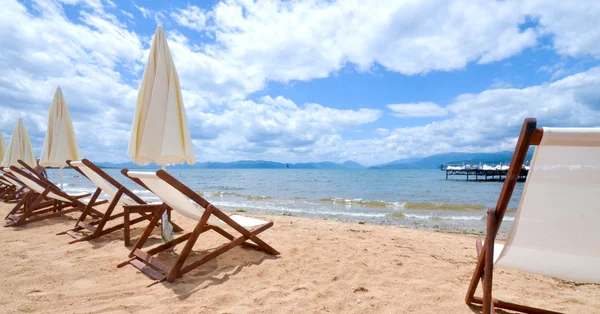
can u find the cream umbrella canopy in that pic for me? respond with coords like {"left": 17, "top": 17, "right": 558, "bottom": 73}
{"left": 128, "top": 25, "right": 195, "bottom": 167}
{"left": 40, "top": 87, "right": 81, "bottom": 188}
{"left": 128, "top": 25, "right": 195, "bottom": 241}
{"left": 0, "top": 131, "right": 6, "bottom": 163}
{"left": 2, "top": 119, "right": 35, "bottom": 168}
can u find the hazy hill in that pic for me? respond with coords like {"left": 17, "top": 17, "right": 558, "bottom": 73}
{"left": 371, "top": 150, "right": 535, "bottom": 169}
{"left": 95, "top": 160, "right": 366, "bottom": 169}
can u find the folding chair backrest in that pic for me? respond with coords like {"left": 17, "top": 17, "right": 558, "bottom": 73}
{"left": 2, "top": 172, "right": 23, "bottom": 189}
{"left": 127, "top": 171, "right": 218, "bottom": 224}
{"left": 496, "top": 127, "right": 600, "bottom": 283}
{"left": 70, "top": 161, "right": 137, "bottom": 205}
{"left": 0, "top": 178, "right": 10, "bottom": 186}
{"left": 10, "top": 169, "right": 72, "bottom": 203}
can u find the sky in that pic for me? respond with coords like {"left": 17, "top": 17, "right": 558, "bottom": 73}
{"left": 1, "top": 0, "right": 600, "bottom": 166}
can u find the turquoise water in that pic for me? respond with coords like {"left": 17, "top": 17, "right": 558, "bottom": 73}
{"left": 47, "top": 168, "right": 523, "bottom": 235}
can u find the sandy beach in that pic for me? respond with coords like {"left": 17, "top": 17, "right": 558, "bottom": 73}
{"left": 1, "top": 202, "right": 598, "bottom": 314}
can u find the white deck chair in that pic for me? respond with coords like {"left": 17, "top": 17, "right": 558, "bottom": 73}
{"left": 5, "top": 166, "right": 107, "bottom": 227}
{"left": 465, "top": 118, "right": 600, "bottom": 314}
{"left": 57, "top": 159, "right": 179, "bottom": 245}
{"left": 117, "top": 169, "right": 279, "bottom": 285}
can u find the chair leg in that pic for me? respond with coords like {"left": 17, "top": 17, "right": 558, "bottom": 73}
{"left": 483, "top": 208, "right": 497, "bottom": 314}
{"left": 166, "top": 207, "right": 213, "bottom": 282}
{"left": 124, "top": 207, "right": 130, "bottom": 246}
{"left": 91, "top": 189, "right": 124, "bottom": 238}
{"left": 5, "top": 190, "right": 33, "bottom": 219}
{"left": 128, "top": 204, "right": 167, "bottom": 257}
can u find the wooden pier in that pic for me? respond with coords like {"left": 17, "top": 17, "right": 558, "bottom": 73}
{"left": 442, "top": 167, "right": 529, "bottom": 181}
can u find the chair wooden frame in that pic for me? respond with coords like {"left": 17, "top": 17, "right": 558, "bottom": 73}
{"left": 57, "top": 159, "right": 181, "bottom": 245}
{"left": 3, "top": 160, "right": 67, "bottom": 217}
{"left": 0, "top": 172, "right": 27, "bottom": 202}
{"left": 464, "top": 118, "right": 564, "bottom": 314}
{"left": 117, "top": 169, "right": 279, "bottom": 286}
{"left": 5, "top": 166, "right": 108, "bottom": 227}
{"left": 2, "top": 168, "right": 65, "bottom": 220}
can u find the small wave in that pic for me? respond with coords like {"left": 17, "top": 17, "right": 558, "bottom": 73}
{"left": 398, "top": 213, "right": 516, "bottom": 221}
{"left": 211, "top": 201, "right": 386, "bottom": 218}
{"left": 481, "top": 215, "right": 515, "bottom": 222}
{"left": 388, "top": 212, "right": 405, "bottom": 219}
{"left": 318, "top": 197, "right": 400, "bottom": 208}
{"left": 131, "top": 189, "right": 155, "bottom": 195}
{"left": 196, "top": 191, "right": 275, "bottom": 201}
{"left": 243, "top": 195, "right": 273, "bottom": 200}
{"left": 403, "top": 213, "right": 484, "bottom": 221}
{"left": 63, "top": 187, "right": 95, "bottom": 193}
{"left": 402, "top": 202, "right": 487, "bottom": 211}
{"left": 205, "top": 185, "right": 244, "bottom": 191}
{"left": 195, "top": 191, "right": 239, "bottom": 197}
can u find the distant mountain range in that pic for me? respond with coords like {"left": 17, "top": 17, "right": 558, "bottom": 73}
{"left": 370, "top": 150, "right": 535, "bottom": 169}
{"left": 96, "top": 160, "right": 367, "bottom": 170}
{"left": 96, "top": 151, "right": 533, "bottom": 170}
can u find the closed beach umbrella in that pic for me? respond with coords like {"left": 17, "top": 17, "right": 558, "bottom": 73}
{"left": 0, "top": 132, "right": 6, "bottom": 163}
{"left": 128, "top": 25, "right": 195, "bottom": 241}
{"left": 2, "top": 119, "right": 35, "bottom": 168}
{"left": 128, "top": 24, "right": 195, "bottom": 167}
{"left": 40, "top": 87, "right": 81, "bottom": 188}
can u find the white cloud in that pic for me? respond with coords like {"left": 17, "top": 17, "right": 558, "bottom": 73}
{"left": 120, "top": 9, "right": 134, "bottom": 19}
{"left": 197, "top": 0, "right": 536, "bottom": 86}
{"left": 185, "top": 96, "right": 381, "bottom": 162}
{"left": 0, "top": 0, "right": 142, "bottom": 159}
{"left": 376, "top": 67, "right": 600, "bottom": 163}
{"left": 387, "top": 102, "right": 448, "bottom": 118}
{"left": 524, "top": 0, "right": 600, "bottom": 58}
{"left": 134, "top": 3, "right": 165, "bottom": 23}
{"left": 375, "top": 128, "right": 389, "bottom": 136}
{"left": 170, "top": 5, "right": 208, "bottom": 32}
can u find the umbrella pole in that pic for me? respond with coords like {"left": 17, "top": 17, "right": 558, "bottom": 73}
{"left": 60, "top": 167, "right": 64, "bottom": 190}
{"left": 160, "top": 164, "right": 173, "bottom": 244}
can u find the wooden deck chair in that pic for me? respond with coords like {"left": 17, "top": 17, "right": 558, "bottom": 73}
{"left": 117, "top": 170, "right": 279, "bottom": 286}
{"left": 5, "top": 166, "right": 107, "bottom": 227}
{"left": 4, "top": 164, "right": 91, "bottom": 221}
{"left": 0, "top": 171, "right": 28, "bottom": 202}
{"left": 58, "top": 159, "right": 181, "bottom": 245}
{"left": 0, "top": 175, "right": 18, "bottom": 198}
{"left": 4, "top": 160, "right": 71, "bottom": 217}
{"left": 465, "top": 118, "right": 600, "bottom": 314}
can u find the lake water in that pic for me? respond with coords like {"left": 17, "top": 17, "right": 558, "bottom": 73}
{"left": 47, "top": 168, "right": 523, "bottom": 235}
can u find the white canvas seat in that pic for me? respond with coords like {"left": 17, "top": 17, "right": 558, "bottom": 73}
{"left": 11, "top": 170, "right": 96, "bottom": 204}
{"left": 2, "top": 169, "right": 24, "bottom": 190}
{"left": 465, "top": 118, "right": 600, "bottom": 314}
{"left": 493, "top": 127, "right": 600, "bottom": 283}
{"left": 128, "top": 171, "right": 268, "bottom": 227}
{"left": 69, "top": 161, "right": 137, "bottom": 205}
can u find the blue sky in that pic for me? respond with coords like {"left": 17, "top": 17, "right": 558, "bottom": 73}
{"left": 1, "top": 0, "right": 600, "bottom": 165}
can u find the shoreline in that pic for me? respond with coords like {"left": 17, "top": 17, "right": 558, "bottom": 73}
{"left": 1, "top": 202, "right": 598, "bottom": 313}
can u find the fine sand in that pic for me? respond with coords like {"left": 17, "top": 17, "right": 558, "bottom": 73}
{"left": 0, "top": 202, "right": 598, "bottom": 314}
